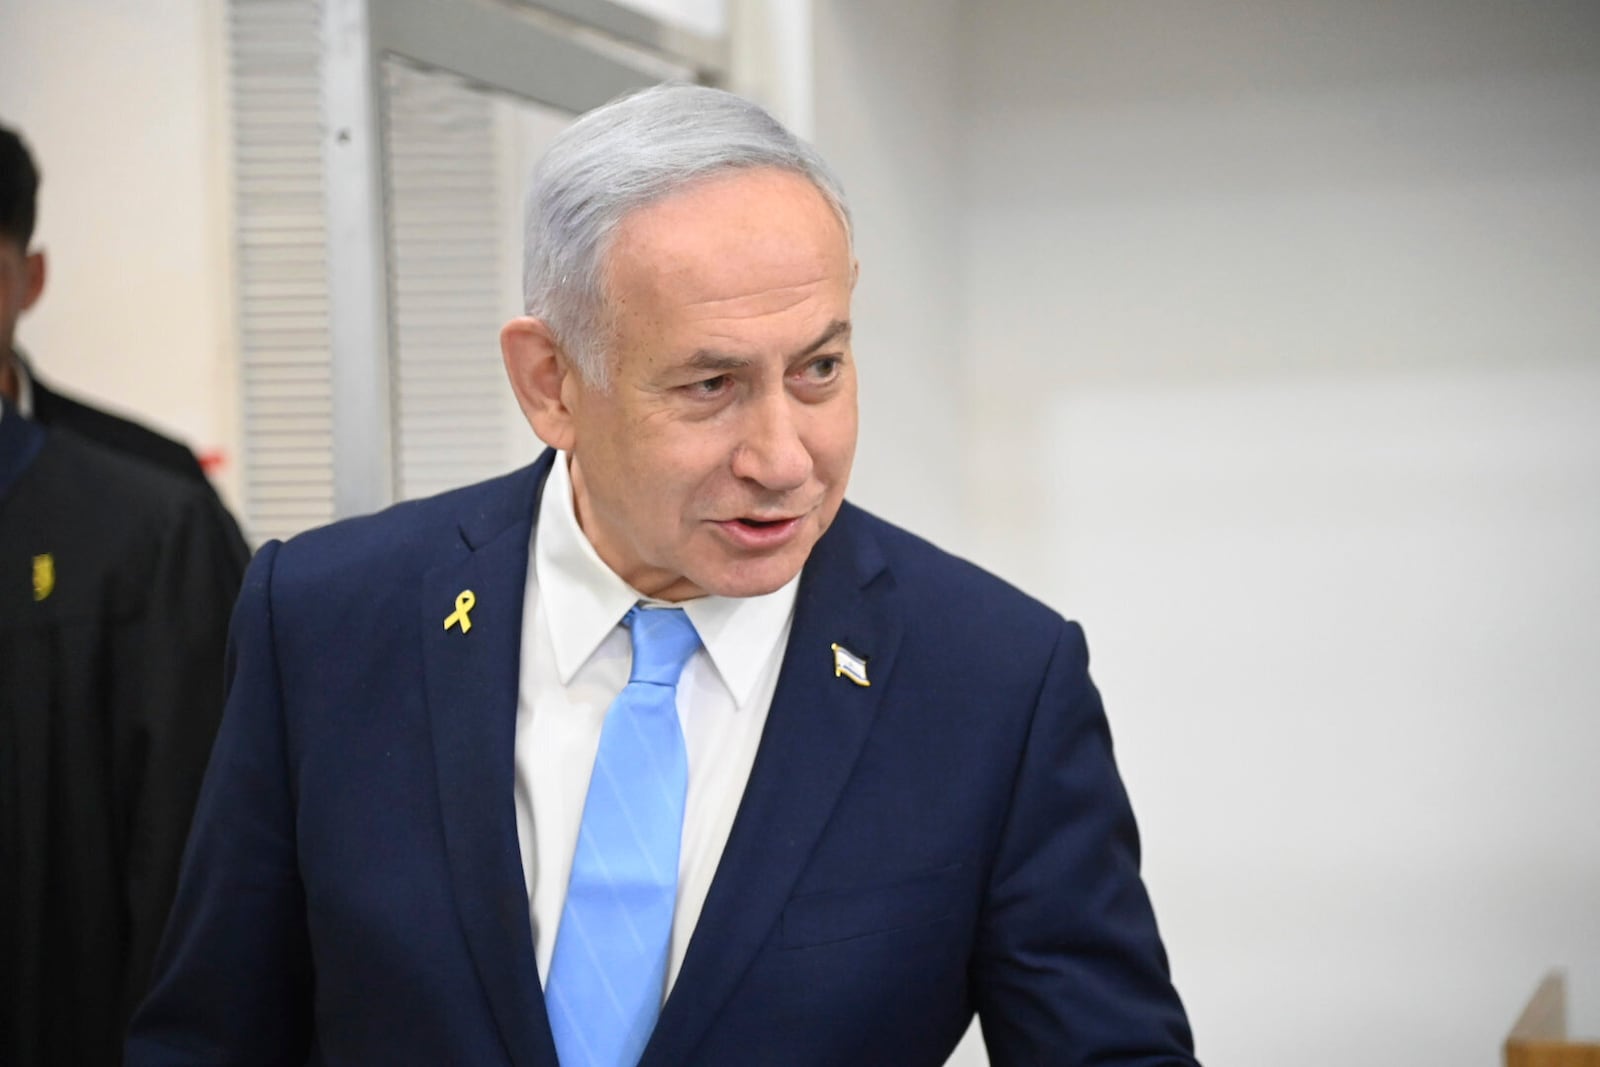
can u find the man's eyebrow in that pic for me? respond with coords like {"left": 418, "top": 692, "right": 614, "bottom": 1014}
{"left": 684, "top": 351, "right": 752, "bottom": 373}
{"left": 684, "top": 320, "right": 852, "bottom": 372}
{"left": 797, "top": 320, "right": 851, "bottom": 358}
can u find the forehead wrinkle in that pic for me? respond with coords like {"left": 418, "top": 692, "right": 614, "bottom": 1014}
{"left": 680, "top": 277, "right": 830, "bottom": 321}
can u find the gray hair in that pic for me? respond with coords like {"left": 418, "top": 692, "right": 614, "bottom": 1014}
{"left": 522, "top": 83, "right": 852, "bottom": 386}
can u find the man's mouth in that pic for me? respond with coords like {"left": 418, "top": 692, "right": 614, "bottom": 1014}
{"left": 713, "top": 514, "right": 805, "bottom": 549}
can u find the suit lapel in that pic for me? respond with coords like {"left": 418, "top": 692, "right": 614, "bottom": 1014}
{"left": 643, "top": 504, "right": 902, "bottom": 1065}
{"left": 422, "top": 454, "right": 560, "bottom": 1067}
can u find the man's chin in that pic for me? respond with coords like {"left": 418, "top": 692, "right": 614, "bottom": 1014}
{"left": 692, "top": 552, "right": 807, "bottom": 601}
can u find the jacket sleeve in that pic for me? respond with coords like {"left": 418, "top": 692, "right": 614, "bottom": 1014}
{"left": 973, "top": 619, "right": 1199, "bottom": 1066}
{"left": 125, "top": 539, "right": 315, "bottom": 1065}
{"left": 113, "top": 486, "right": 246, "bottom": 1028}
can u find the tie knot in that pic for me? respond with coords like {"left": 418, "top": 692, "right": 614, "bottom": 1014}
{"left": 624, "top": 605, "right": 701, "bottom": 686}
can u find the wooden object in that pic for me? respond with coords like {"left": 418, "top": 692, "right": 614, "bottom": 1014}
{"left": 1506, "top": 972, "right": 1600, "bottom": 1067}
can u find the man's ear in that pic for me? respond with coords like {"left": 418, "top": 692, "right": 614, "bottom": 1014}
{"left": 501, "top": 315, "right": 578, "bottom": 451}
{"left": 22, "top": 250, "right": 46, "bottom": 311}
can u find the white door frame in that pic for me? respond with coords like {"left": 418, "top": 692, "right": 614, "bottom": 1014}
{"left": 321, "top": 0, "right": 726, "bottom": 517}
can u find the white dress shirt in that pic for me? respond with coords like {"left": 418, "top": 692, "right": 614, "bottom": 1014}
{"left": 514, "top": 453, "right": 798, "bottom": 995}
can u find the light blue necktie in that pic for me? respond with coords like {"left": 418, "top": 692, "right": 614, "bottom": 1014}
{"left": 547, "top": 605, "right": 700, "bottom": 1067}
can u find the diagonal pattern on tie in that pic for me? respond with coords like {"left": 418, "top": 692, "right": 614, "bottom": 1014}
{"left": 547, "top": 605, "right": 701, "bottom": 1067}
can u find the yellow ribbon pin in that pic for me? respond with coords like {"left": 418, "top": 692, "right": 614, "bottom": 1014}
{"left": 444, "top": 589, "right": 476, "bottom": 634}
{"left": 33, "top": 554, "right": 55, "bottom": 601}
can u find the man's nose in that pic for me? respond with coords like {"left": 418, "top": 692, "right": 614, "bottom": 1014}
{"left": 730, "top": 392, "right": 812, "bottom": 492}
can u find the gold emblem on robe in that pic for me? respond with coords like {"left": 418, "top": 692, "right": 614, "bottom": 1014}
{"left": 33, "top": 553, "right": 55, "bottom": 601}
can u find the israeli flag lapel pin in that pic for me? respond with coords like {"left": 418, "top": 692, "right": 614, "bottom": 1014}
{"left": 831, "top": 643, "right": 870, "bottom": 687}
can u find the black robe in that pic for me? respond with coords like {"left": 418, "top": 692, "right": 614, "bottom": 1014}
{"left": 21, "top": 355, "right": 251, "bottom": 571}
{"left": 1, "top": 404, "right": 245, "bottom": 1065}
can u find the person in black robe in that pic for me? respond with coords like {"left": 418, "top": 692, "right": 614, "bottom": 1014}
{"left": 0, "top": 122, "right": 251, "bottom": 570}
{"left": 2, "top": 115, "right": 245, "bottom": 1064}
{"left": 0, "top": 397, "right": 243, "bottom": 1065}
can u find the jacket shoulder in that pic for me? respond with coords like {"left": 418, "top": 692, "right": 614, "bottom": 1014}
{"left": 268, "top": 463, "right": 543, "bottom": 588}
{"left": 39, "top": 427, "right": 222, "bottom": 526}
{"left": 839, "top": 501, "right": 1065, "bottom": 634}
{"left": 19, "top": 430, "right": 244, "bottom": 615}
{"left": 34, "top": 380, "right": 208, "bottom": 485}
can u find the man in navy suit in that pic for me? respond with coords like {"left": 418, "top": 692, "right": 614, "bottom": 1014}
{"left": 129, "top": 85, "right": 1198, "bottom": 1065}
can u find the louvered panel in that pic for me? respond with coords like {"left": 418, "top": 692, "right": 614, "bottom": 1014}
{"left": 383, "top": 59, "right": 513, "bottom": 502}
{"left": 229, "top": 0, "right": 336, "bottom": 544}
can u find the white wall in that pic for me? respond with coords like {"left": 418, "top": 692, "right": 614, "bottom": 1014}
{"left": 0, "top": 0, "right": 241, "bottom": 506}
{"left": 813, "top": 0, "right": 970, "bottom": 554}
{"left": 728, "top": 0, "right": 814, "bottom": 139}
{"left": 962, "top": 1, "right": 1600, "bottom": 1064}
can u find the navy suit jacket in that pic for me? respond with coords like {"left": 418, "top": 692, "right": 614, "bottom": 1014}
{"left": 128, "top": 452, "right": 1196, "bottom": 1066}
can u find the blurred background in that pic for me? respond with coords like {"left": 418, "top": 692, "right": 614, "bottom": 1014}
{"left": 2, "top": 0, "right": 1597, "bottom": 1063}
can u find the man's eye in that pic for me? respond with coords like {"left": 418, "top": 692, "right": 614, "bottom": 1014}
{"left": 690, "top": 375, "right": 730, "bottom": 396}
{"left": 806, "top": 356, "right": 841, "bottom": 380}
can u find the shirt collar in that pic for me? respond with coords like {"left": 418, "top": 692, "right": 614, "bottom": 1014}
{"left": 533, "top": 451, "right": 799, "bottom": 706}
{"left": 8, "top": 351, "right": 35, "bottom": 418}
